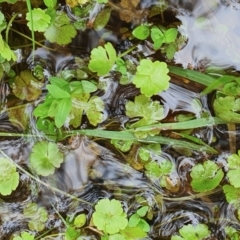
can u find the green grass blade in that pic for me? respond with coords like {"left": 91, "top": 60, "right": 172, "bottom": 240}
{"left": 168, "top": 65, "right": 215, "bottom": 86}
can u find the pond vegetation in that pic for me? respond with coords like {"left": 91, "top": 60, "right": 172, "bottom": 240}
{"left": 0, "top": 0, "right": 240, "bottom": 239}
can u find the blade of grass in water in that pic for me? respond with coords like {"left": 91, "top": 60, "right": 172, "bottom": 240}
{"left": 64, "top": 129, "right": 217, "bottom": 153}
{"left": 25, "top": 0, "right": 35, "bottom": 60}
{"left": 168, "top": 65, "right": 215, "bottom": 86}
{"left": 132, "top": 117, "right": 226, "bottom": 132}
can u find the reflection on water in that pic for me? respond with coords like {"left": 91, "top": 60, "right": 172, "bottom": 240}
{"left": 172, "top": 0, "right": 240, "bottom": 70}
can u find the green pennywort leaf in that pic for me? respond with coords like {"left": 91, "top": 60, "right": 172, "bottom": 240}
{"left": 171, "top": 223, "right": 210, "bottom": 240}
{"left": 92, "top": 198, "right": 128, "bottom": 234}
{"left": 223, "top": 184, "right": 240, "bottom": 204}
{"left": 13, "top": 232, "right": 35, "bottom": 240}
{"left": 44, "top": 12, "right": 77, "bottom": 45}
{"left": 133, "top": 59, "right": 170, "bottom": 97}
{"left": 29, "top": 141, "right": 64, "bottom": 176}
{"left": 126, "top": 94, "right": 165, "bottom": 128}
{"left": 226, "top": 150, "right": 240, "bottom": 188}
{"left": 44, "top": 0, "right": 57, "bottom": 8}
{"left": 88, "top": 42, "right": 117, "bottom": 76}
{"left": 190, "top": 160, "right": 224, "bottom": 192}
{"left": 26, "top": 8, "right": 51, "bottom": 32}
{"left": 0, "top": 157, "right": 19, "bottom": 196}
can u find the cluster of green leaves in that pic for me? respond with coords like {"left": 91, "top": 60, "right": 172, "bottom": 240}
{"left": 208, "top": 76, "right": 240, "bottom": 123}
{"left": 132, "top": 24, "right": 179, "bottom": 59}
{"left": 88, "top": 43, "right": 170, "bottom": 97}
{"left": 23, "top": 202, "right": 48, "bottom": 231}
{"left": 0, "top": 11, "right": 16, "bottom": 77}
{"left": 190, "top": 160, "right": 223, "bottom": 192}
{"left": 65, "top": 213, "right": 87, "bottom": 240}
{"left": 33, "top": 76, "right": 103, "bottom": 130}
{"left": 0, "top": 157, "right": 19, "bottom": 196}
{"left": 171, "top": 223, "right": 210, "bottom": 240}
{"left": 92, "top": 199, "right": 150, "bottom": 239}
{"left": 26, "top": 0, "right": 78, "bottom": 45}
{"left": 225, "top": 226, "right": 240, "bottom": 239}
{"left": 223, "top": 150, "right": 240, "bottom": 205}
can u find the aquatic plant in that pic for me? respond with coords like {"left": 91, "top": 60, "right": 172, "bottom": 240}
{"left": 0, "top": 157, "right": 19, "bottom": 196}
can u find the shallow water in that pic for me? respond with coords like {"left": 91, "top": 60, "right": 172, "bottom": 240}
{"left": 0, "top": 0, "right": 240, "bottom": 239}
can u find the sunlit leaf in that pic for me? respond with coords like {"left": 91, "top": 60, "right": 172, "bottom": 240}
{"left": 13, "top": 232, "right": 35, "bottom": 240}
{"left": 44, "top": 12, "right": 77, "bottom": 45}
{"left": 88, "top": 42, "right": 117, "bottom": 76}
{"left": 126, "top": 94, "right": 164, "bottom": 128}
{"left": 190, "top": 160, "right": 224, "bottom": 192}
{"left": 171, "top": 224, "right": 210, "bottom": 240}
{"left": 26, "top": 8, "right": 51, "bottom": 32}
{"left": 133, "top": 59, "right": 170, "bottom": 97}
{"left": 223, "top": 184, "right": 240, "bottom": 204}
{"left": 92, "top": 198, "right": 128, "bottom": 234}
{"left": 164, "top": 28, "right": 178, "bottom": 43}
{"left": 132, "top": 25, "right": 150, "bottom": 40}
{"left": 0, "top": 157, "right": 19, "bottom": 196}
{"left": 29, "top": 141, "right": 64, "bottom": 176}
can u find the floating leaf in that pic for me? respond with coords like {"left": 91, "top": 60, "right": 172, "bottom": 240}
{"left": 223, "top": 184, "right": 240, "bottom": 204}
{"left": 164, "top": 28, "right": 178, "bottom": 43}
{"left": 0, "top": 157, "right": 19, "bottom": 196}
{"left": 151, "top": 26, "right": 164, "bottom": 49}
{"left": 190, "top": 160, "right": 224, "bottom": 192}
{"left": 120, "top": 225, "right": 147, "bottom": 239}
{"left": 44, "top": 12, "right": 77, "bottom": 45}
{"left": 12, "top": 70, "right": 43, "bottom": 101}
{"left": 171, "top": 223, "right": 210, "bottom": 240}
{"left": 13, "top": 232, "right": 35, "bottom": 240}
{"left": 132, "top": 25, "right": 150, "bottom": 40}
{"left": 227, "top": 150, "right": 240, "bottom": 188}
{"left": 92, "top": 198, "right": 128, "bottom": 234}
{"left": 111, "top": 139, "right": 134, "bottom": 152}
{"left": 85, "top": 96, "right": 104, "bottom": 126}
{"left": 29, "top": 141, "right": 64, "bottom": 176}
{"left": 74, "top": 213, "right": 87, "bottom": 228}
{"left": 93, "top": 8, "right": 111, "bottom": 31}
{"left": 65, "top": 226, "right": 81, "bottom": 240}
{"left": 126, "top": 94, "right": 164, "bottom": 128}
{"left": 88, "top": 42, "right": 117, "bottom": 76}
{"left": 133, "top": 59, "right": 170, "bottom": 97}
{"left": 26, "top": 8, "right": 51, "bottom": 32}
{"left": 213, "top": 96, "right": 240, "bottom": 123}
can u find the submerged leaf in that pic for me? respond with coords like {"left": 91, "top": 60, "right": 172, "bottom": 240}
{"left": 93, "top": 8, "right": 111, "bottom": 30}
{"left": 29, "top": 141, "right": 64, "bottom": 176}
{"left": 133, "top": 59, "right": 170, "bottom": 97}
{"left": 12, "top": 70, "right": 43, "bottom": 101}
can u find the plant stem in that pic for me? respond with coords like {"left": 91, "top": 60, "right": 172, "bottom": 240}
{"left": 25, "top": 0, "right": 35, "bottom": 60}
{"left": 5, "top": 13, "right": 19, "bottom": 44}
{"left": 10, "top": 28, "right": 56, "bottom": 51}
{"left": 0, "top": 149, "right": 91, "bottom": 205}
{"left": 118, "top": 44, "right": 138, "bottom": 58}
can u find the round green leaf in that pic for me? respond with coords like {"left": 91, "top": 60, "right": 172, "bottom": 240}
{"left": 29, "top": 141, "right": 64, "bottom": 176}
{"left": 132, "top": 25, "right": 150, "bottom": 40}
{"left": 133, "top": 59, "right": 170, "bottom": 97}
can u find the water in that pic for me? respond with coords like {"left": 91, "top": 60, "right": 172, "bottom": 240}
{"left": 1, "top": 0, "right": 240, "bottom": 239}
